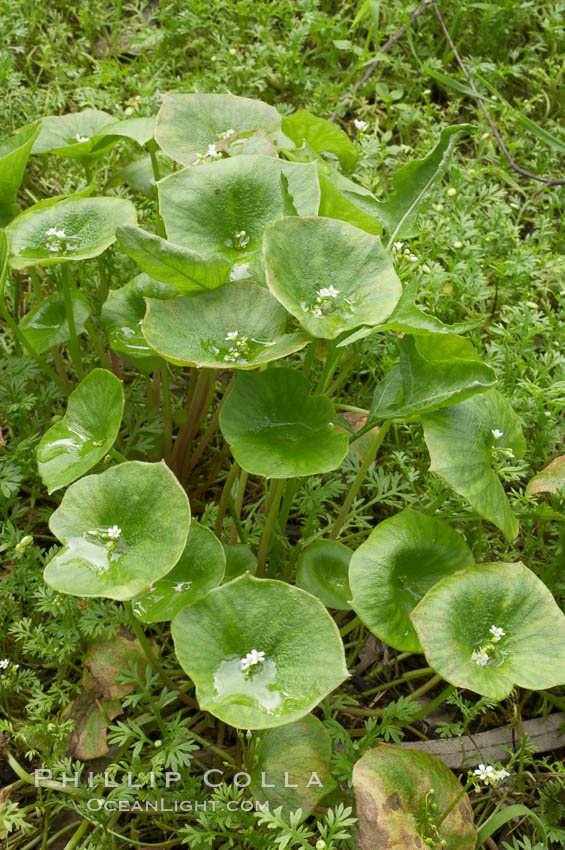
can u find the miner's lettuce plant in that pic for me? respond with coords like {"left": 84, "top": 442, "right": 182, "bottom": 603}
{"left": 2, "top": 92, "right": 565, "bottom": 841}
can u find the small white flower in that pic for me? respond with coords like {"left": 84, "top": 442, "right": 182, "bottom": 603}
{"left": 316, "top": 841, "right": 327, "bottom": 850}
{"left": 0, "top": 659, "right": 9, "bottom": 669}
{"left": 225, "top": 331, "right": 239, "bottom": 341}
{"left": 392, "top": 241, "right": 404, "bottom": 253}
{"left": 206, "top": 143, "right": 221, "bottom": 159}
{"left": 240, "top": 649, "right": 266, "bottom": 672}
{"left": 74, "top": 134, "right": 89, "bottom": 143}
{"left": 106, "top": 525, "right": 121, "bottom": 540}
{"left": 491, "top": 429, "right": 503, "bottom": 439}
{"left": 173, "top": 582, "right": 192, "bottom": 592}
{"left": 489, "top": 625, "right": 505, "bottom": 642}
{"left": 354, "top": 119, "right": 369, "bottom": 132}
{"left": 471, "top": 649, "right": 489, "bottom": 667}
{"left": 311, "top": 307, "right": 323, "bottom": 318}
{"left": 219, "top": 128, "right": 236, "bottom": 139}
{"left": 317, "top": 286, "right": 340, "bottom": 299}
{"left": 474, "top": 764, "right": 509, "bottom": 786}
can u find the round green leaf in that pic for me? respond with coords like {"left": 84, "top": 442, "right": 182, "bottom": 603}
{"left": 44, "top": 461, "right": 190, "bottom": 601}
{"left": 6, "top": 197, "right": 137, "bottom": 268}
{"left": 131, "top": 524, "right": 225, "bottom": 623}
{"left": 353, "top": 745, "right": 476, "bottom": 850}
{"left": 37, "top": 369, "right": 124, "bottom": 494}
{"left": 31, "top": 109, "right": 117, "bottom": 161}
{"left": 526, "top": 456, "right": 565, "bottom": 497}
{"left": 19, "top": 290, "right": 91, "bottom": 353}
{"left": 264, "top": 217, "right": 401, "bottom": 339}
{"left": 155, "top": 93, "right": 290, "bottom": 165}
{"left": 0, "top": 122, "right": 41, "bottom": 224}
{"left": 296, "top": 540, "right": 352, "bottom": 610}
{"left": 422, "top": 389, "right": 526, "bottom": 541}
{"left": 222, "top": 543, "right": 257, "bottom": 581}
{"left": 282, "top": 109, "right": 358, "bottom": 170}
{"left": 171, "top": 573, "right": 348, "bottom": 728}
{"left": 250, "top": 715, "right": 336, "bottom": 817}
{"left": 100, "top": 273, "right": 177, "bottom": 372}
{"left": 142, "top": 281, "right": 309, "bottom": 369}
{"left": 411, "top": 561, "right": 565, "bottom": 700}
{"left": 219, "top": 368, "right": 349, "bottom": 478}
{"left": 349, "top": 510, "right": 474, "bottom": 652}
{"left": 158, "top": 156, "right": 320, "bottom": 266}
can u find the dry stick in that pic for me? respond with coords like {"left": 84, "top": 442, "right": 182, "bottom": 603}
{"left": 430, "top": 1, "right": 565, "bottom": 187}
{"left": 330, "top": 0, "right": 434, "bottom": 120}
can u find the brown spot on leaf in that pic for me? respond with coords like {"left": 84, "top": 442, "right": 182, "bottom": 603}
{"left": 384, "top": 791, "right": 403, "bottom": 812}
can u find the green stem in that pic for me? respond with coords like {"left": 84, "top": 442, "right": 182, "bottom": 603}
{"left": 339, "top": 616, "right": 360, "bottom": 638}
{"left": 436, "top": 777, "right": 474, "bottom": 828}
{"left": 109, "top": 448, "right": 128, "bottom": 463}
{"left": 84, "top": 318, "right": 111, "bottom": 369}
{"left": 61, "top": 264, "right": 83, "bottom": 379}
{"left": 97, "top": 256, "right": 109, "bottom": 303}
{"left": 160, "top": 362, "right": 172, "bottom": 458}
{"left": 411, "top": 684, "right": 455, "bottom": 721}
{"left": 62, "top": 818, "right": 89, "bottom": 850}
{"left": 316, "top": 340, "right": 340, "bottom": 395}
{"left": 330, "top": 420, "right": 392, "bottom": 539}
{"left": 230, "top": 468, "right": 249, "bottom": 543}
{"left": 301, "top": 340, "right": 317, "bottom": 380}
{"left": 215, "top": 461, "right": 240, "bottom": 538}
{"left": 362, "top": 667, "right": 435, "bottom": 697}
{"left": 256, "top": 478, "right": 286, "bottom": 577}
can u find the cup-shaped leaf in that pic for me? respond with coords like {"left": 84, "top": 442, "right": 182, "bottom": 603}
{"left": 37, "top": 369, "right": 124, "bottom": 494}
{"left": 411, "top": 561, "right": 565, "bottom": 700}
{"left": 422, "top": 389, "right": 526, "bottom": 540}
{"left": 282, "top": 110, "right": 358, "bottom": 170}
{"left": 155, "top": 93, "right": 290, "bottom": 165}
{"left": 264, "top": 217, "right": 401, "bottom": 339}
{"left": 296, "top": 540, "right": 352, "bottom": 610}
{"left": 142, "top": 282, "right": 309, "bottom": 369}
{"left": 131, "top": 524, "right": 225, "bottom": 623}
{"left": 0, "top": 122, "right": 41, "bottom": 225}
{"left": 223, "top": 543, "right": 257, "bottom": 581}
{"left": 250, "top": 715, "right": 336, "bottom": 816}
{"left": 111, "top": 152, "right": 173, "bottom": 199}
{"left": 171, "top": 573, "right": 348, "bottom": 728}
{"left": 353, "top": 745, "right": 476, "bottom": 850}
{"left": 31, "top": 109, "right": 117, "bottom": 161}
{"left": 100, "top": 273, "right": 176, "bottom": 372}
{"left": 116, "top": 225, "right": 231, "bottom": 293}
{"left": 6, "top": 197, "right": 137, "bottom": 268}
{"left": 44, "top": 461, "right": 190, "bottom": 601}
{"left": 370, "top": 334, "right": 497, "bottom": 421}
{"left": 19, "top": 290, "right": 91, "bottom": 353}
{"left": 219, "top": 368, "right": 349, "bottom": 478}
{"left": 158, "top": 156, "right": 320, "bottom": 267}
{"left": 526, "top": 456, "right": 565, "bottom": 497}
{"left": 349, "top": 510, "right": 474, "bottom": 652}
{"left": 318, "top": 173, "right": 382, "bottom": 235}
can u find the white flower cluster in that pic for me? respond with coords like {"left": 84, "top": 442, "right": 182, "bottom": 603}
{"left": 353, "top": 119, "right": 369, "bottom": 132}
{"left": 233, "top": 230, "right": 250, "bottom": 250}
{"left": 194, "top": 143, "right": 222, "bottom": 163}
{"left": 308, "top": 285, "right": 340, "bottom": 318}
{"left": 218, "top": 129, "right": 236, "bottom": 140}
{"left": 490, "top": 428, "right": 515, "bottom": 458}
{"left": 45, "top": 228, "right": 78, "bottom": 254}
{"left": 240, "top": 649, "right": 265, "bottom": 672}
{"left": 471, "top": 625, "right": 506, "bottom": 667}
{"left": 473, "top": 764, "right": 510, "bottom": 786}
{"left": 74, "top": 133, "right": 89, "bottom": 143}
{"left": 392, "top": 241, "right": 418, "bottom": 263}
{"left": 223, "top": 330, "right": 250, "bottom": 363}
{"left": 0, "top": 658, "right": 19, "bottom": 674}
{"left": 87, "top": 525, "right": 122, "bottom": 544}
